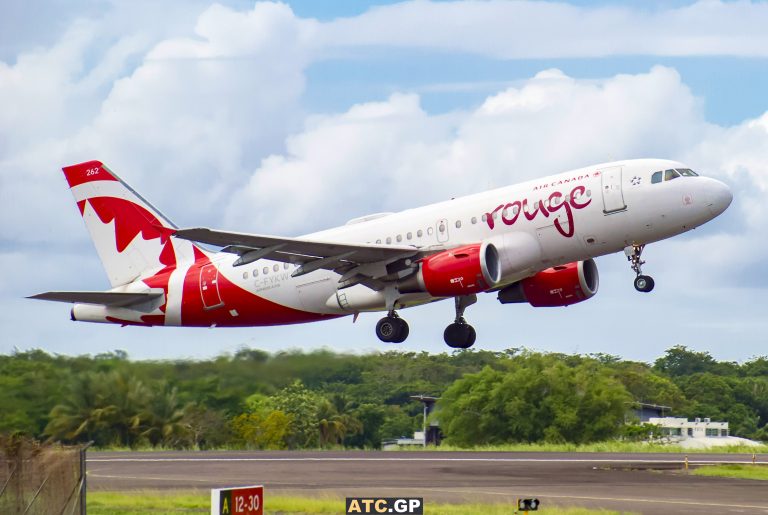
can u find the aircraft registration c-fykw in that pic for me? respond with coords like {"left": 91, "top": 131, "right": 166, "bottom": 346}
{"left": 29, "top": 159, "right": 732, "bottom": 348}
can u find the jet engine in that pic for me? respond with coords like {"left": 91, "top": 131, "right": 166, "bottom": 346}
{"left": 400, "top": 242, "right": 502, "bottom": 297}
{"left": 497, "top": 258, "right": 599, "bottom": 307}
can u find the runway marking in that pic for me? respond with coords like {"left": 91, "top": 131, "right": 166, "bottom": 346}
{"left": 88, "top": 457, "right": 760, "bottom": 464}
{"left": 423, "top": 487, "right": 768, "bottom": 510}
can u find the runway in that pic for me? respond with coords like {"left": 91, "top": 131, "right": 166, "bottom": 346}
{"left": 87, "top": 451, "right": 768, "bottom": 514}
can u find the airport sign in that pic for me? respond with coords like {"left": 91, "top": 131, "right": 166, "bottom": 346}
{"left": 211, "top": 484, "right": 263, "bottom": 515}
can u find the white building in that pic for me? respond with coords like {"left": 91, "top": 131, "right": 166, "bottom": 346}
{"left": 647, "top": 417, "right": 728, "bottom": 439}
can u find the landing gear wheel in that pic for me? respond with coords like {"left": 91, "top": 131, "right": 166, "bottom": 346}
{"left": 634, "top": 274, "right": 655, "bottom": 293}
{"left": 625, "top": 244, "right": 655, "bottom": 293}
{"left": 376, "top": 316, "right": 409, "bottom": 343}
{"left": 444, "top": 322, "right": 476, "bottom": 349}
{"left": 391, "top": 318, "right": 409, "bottom": 343}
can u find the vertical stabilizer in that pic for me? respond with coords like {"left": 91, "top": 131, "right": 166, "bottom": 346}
{"left": 63, "top": 160, "right": 194, "bottom": 287}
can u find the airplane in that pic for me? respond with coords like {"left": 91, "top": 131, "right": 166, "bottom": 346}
{"left": 30, "top": 159, "right": 732, "bottom": 348}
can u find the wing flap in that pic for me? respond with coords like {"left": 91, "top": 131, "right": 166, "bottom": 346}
{"left": 28, "top": 291, "right": 163, "bottom": 307}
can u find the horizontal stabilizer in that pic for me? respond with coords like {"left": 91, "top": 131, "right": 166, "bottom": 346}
{"left": 28, "top": 291, "right": 162, "bottom": 307}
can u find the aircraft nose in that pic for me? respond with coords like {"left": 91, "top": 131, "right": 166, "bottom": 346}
{"left": 706, "top": 179, "right": 733, "bottom": 217}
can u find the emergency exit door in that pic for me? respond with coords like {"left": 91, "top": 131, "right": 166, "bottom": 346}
{"left": 600, "top": 166, "right": 626, "bottom": 214}
{"left": 199, "top": 263, "right": 224, "bottom": 309}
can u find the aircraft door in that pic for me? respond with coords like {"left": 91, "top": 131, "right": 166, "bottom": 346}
{"left": 600, "top": 166, "right": 626, "bottom": 213}
{"left": 436, "top": 219, "right": 449, "bottom": 243}
{"left": 199, "top": 263, "right": 224, "bottom": 309}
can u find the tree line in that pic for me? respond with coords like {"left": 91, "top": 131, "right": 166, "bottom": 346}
{"left": 1, "top": 346, "right": 766, "bottom": 449}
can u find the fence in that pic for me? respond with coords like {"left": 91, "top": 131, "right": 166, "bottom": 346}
{"left": 0, "top": 435, "right": 88, "bottom": 514}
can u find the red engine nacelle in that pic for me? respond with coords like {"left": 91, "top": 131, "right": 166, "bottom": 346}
{"left": 400, "top": 242, "right": 502, "bottom": 297}
{"left": 497, "top": 259, "right": 599, "bottom": 307}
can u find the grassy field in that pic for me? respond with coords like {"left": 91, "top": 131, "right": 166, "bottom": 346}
{"left": 397, "top": 441, "right": 768, "bottom": 453}
{"left": 693, "top": 464, "right": 768, "bottom": 481}
{"left": 88, "top": 490, "right": 634, "bottom": 514}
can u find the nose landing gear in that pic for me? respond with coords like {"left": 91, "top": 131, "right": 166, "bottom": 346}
{"left": 444, "top": 295, "right": 477, "bottom": 349}
{"left": 626, "top": 244, "right": 655, "bottom": 293}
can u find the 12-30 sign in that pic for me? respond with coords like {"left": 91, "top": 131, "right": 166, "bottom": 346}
{"left": 211, "top": 485, "right": 263, "bottom": 515}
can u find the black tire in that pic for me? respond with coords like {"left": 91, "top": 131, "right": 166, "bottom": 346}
{"left": 444, "top": 323, "right": 476, "bottom": 349}
{"left": 464, "top": 325, "right": 477, "bottom": 348}
{"left": 376, "top": 317, "right": 398, "bottom": 342}
{"left": 634, "top": 275, "right": 655, "bottom": 293}
{"left": 391, "top": 318, "right": 409, "bottom": 343}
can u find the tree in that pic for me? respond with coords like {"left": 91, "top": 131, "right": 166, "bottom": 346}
{"left": 269, "top": 380, "right": 324, "bottom": 448}
{"left": 438, "top": 354, "right": 631, "bottom": 446}
{"left": 654, "top": 346, "right": 737, "bottom": 377}
{"left": 181, "top": 405, "right": 233, "bottom": 449}
{"left": 232, "top": 410, "right": 292, "bottom": 449}
{"left": 140, "top": 384, "right": 191, "bottom": 447}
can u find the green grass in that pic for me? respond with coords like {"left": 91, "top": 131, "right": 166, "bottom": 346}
{"left": 88, "top": 490, "right": 633, "bottom": 514}
{"left": 396, "top": 441, "right": 768, "bottom": 453}
{"left": 692, "top": 464, "right": 768, "bottom": 481}
{"left": 93, "top": 440, "right": 768, "bottom": 454}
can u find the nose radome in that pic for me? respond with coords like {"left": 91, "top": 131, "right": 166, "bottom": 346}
{"left": 707, "top": 179, "right": 733, "bottom": 217}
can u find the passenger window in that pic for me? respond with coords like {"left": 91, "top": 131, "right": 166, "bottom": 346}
{"left": 406, "top": 232, "right": 412, "bottom": 240}
{"left": 427, "top": 227, "right": 434, "bottom": 235}
{"left": 284, "top": 263, "right": 289, "bottom": 270}
{"left": 417, "top": 229, "right": 423, "bottom": 237}
{"left": 242, "top": 271, "right": 248, "bottom": 280}
{"left": 481, "top": 214, "right": 487, "bottom": 222}
{"left": 439, "top": 223, "right": 445, "bottom": 233}
{"left": 263, "top": 266, "right": 269, "bottom": 275}
{"left": 253, "top": 269, "right": 259, "bottom": 277}
{"left": 652, "top": 171, "right": 662, "bottom": 184}
{"left": 376, "top": 239, "right": 381, "bottom": 244}
{"left": 386, "top": 237, "right": 392, "bottom": 244}
{"left": 455, "top": 220, "right": 461, "bottom": 228}
{"left": 273, "top": 264, "right": 279, "bottom": 272}
{"left": 664, "top": 169, "right": 680, "bottom": 181}
{"left": 396, "top": 234, "right": 402, "bottom": 242}
{"left": 471, "top": 216, "right": 477, "bottom": 224}
{"left": 586, "top": 190, "right": 591, "bottom": 197}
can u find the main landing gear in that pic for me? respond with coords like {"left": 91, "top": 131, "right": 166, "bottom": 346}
{"left": 626, "top": 244, "right": 655, "bottom": 293}
{"left": 444, "top": 295, "right": 477, "bottom": 349}
{"left": 375, "top": 311, "right": 409, "bottom": 343}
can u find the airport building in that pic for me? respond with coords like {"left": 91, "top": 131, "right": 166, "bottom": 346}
{"left": 646, "top": 417, "right": 729, "bottom": 439}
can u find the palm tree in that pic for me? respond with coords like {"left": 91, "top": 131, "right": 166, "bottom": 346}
{"left": 139, "top": 383, "right": 191, "bottom": 447}
{"left": 45, "top": 371, "right": 150, "bottom": 447}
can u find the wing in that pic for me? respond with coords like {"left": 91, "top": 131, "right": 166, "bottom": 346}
{"left": 28, "top": 291, "right": 163, "bottom": 307}
{"left": 173, "top": 227, "right": 424, "bottom": 289}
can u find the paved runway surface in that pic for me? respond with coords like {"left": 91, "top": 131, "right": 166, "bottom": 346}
{"left": 88, "top": 451, "right": 768, "bottom": 514}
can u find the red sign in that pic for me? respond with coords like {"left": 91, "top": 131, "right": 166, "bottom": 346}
{"left": 211, "top": 485, "right": 263, "bottom": 515}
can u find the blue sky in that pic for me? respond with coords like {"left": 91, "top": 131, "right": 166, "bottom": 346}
{"left": 1, "top": 0, "right": 767, "bottom": 362}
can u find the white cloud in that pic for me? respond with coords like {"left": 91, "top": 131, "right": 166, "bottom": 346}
{"left": 320, "top": 0, "right": 768, "bottom": 58}
{"left": 226, "top": 66, "right": 714, "bottom": 234}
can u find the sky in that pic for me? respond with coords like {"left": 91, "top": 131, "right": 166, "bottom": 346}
{"left": 1, "top": 0, "right": 767, "bottom": 363}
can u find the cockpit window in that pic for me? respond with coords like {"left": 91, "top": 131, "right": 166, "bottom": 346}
{"left": 651, "top": 171, "right": 663, "bottom": 184}
{"left": 676, "top": 168, "right": 699, "bottom": 177}
{"left": 664, "top": 169, "right": 681, "bottom": 181}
